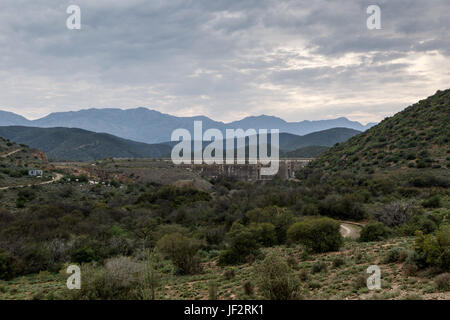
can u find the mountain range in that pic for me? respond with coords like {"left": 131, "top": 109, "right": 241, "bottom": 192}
{"left": 0, "top": 108, "right": 376, "bottom": 144}
{"left": 0, "top": 126, "right": 360, "bottom": 161}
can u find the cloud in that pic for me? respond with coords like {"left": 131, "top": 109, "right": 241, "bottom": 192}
{"left": 0, "top": 0, "right": 449, "bottom": 123}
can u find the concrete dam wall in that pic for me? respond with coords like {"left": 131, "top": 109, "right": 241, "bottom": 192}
{"left": 178, "top": 159, "right": 312, "bottom": 181}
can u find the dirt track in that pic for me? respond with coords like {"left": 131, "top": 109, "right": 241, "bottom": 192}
{"left": 0, "top": 173, "right": 64, "bottom": 191}
{"left": 340, "top": 222, "right": 362, "bottom": 239}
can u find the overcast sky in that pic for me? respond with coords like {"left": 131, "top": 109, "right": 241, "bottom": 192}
{"left": 0, "top": 0, "right": 449, "bottom": 123}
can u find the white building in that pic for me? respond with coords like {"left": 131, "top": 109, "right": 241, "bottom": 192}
{"left": 28, "top": 169, "right": 43, "bottom": 176}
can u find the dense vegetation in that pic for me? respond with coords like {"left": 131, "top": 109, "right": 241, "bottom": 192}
{"left": 309, "top": 89, "right": 450, "bottom": 174}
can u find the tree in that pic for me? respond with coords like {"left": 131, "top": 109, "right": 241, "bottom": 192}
{"left": 157, "top": 233, "right": 201, "bottom": 274}
{"left": 287, "top": 217, "right": 343, "bottom": 253}
{"left": 254, "top": 252, "right": 299, "bottom": 300}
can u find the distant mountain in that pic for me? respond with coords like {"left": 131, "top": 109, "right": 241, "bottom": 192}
{"left": 0, "top": 108, "right": 376, "bottom": 144}
{"left": 0, "top": 110, "right": 31, "bottom": 126}
{"left": 0, "top": 126, "right": 171, "bottom": 161}
{"left": 0, "top": 126, "right": 358, "bottom": 162}
{"left": 309, "top": 89, "right": 450, "bottom": 174}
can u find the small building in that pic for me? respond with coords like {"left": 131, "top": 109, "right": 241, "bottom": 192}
{"left": 28, "top": 169, "right": 43, "bottom": 177}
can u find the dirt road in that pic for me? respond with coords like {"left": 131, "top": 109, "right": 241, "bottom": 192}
{"left": 340, "top": 222, "right": 362, "bottom": 239}
{"left": 0, "top": 149, "right": 22, "bottom": 158}
{"left": 0, "top": 173, "right": 64, "bottom": 191}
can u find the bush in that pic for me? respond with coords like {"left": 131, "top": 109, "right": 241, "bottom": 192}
{"left": 383, "top": 248, "right": 409, "bottom": 264}
{"left": 0, "top": 249, "right": 15, "bottom": 280}
{"left": 157, "top": 233, "right": 202, "bottom": 275}
{"left": 422, "top": 195, "right": 441, "bottom": 208}
{"left": 434, "top": 273, "right": 450, "bottom": 291}
{"left": 73, "top": 257, "right": 144, "bottom": 300}
{"left": 414, "top": 225, "right": 450, "bottom": 271}
{"left": 332, "top": 256, "right": 346, "bottom": 268}
{"left": 217, "top": 225, "right": 261, "bottom": 266}
{"left": 353, "top": 273, "right": 367, "bottom": 290}
{"left": 250, "top": 223, "right": 277, "bottom": 247}
{"left": 311, "top": 261, "right": 328, "bottom": 274}
{"left": 223, "top": 268, "right": 236, "bottom": 280}
{"left": 243, "top": 280, "right": 254, "bottom": 296}
{"left": 373, "top": 201, "right": 415, "bottom": 227}
{"left": 318, "top": 194, "right": 366, "bottom": 220}
{"left": 254, "top": 252, "right": 299, "bottom": 300}
{"left": 359, "top": 222, "right": 390, "bottom": 242}
{"left": 287, "top": 217, "right": 343, "bottom": 253}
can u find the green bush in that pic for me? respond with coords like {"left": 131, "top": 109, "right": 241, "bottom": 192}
{"left": 217, "top": 225, "right": 261, "bottom": 266}
{"left": 287, "top": 217, "right": 343, "bottom": 253}
{"left": 414, "top": 225, "right": 450, "bottom": 271}
{"left": 434, "top": 273, "right": 450, "bottom": 291}
{"left": 254, "top": 252, "right": 299, "bottom": 300}
{"left": 311, "top": 261, "right": 328, "bottom": 274}
{"left": 0, "top": 249, "right": 15, "bottom": 280}
{"left": 383, "top": 247, "right": 409, "bottom": 263}
{"left": 157, "top": 233, "right": 202, "bottom": 275}
{"left": 318, "top": 194, "right": 366, "bottom": 220}
{"left": 422, "top": 195, "right": 441, "bottom": 208}
{"left": 359, "top": 222, "right": 390, "bottom": 242}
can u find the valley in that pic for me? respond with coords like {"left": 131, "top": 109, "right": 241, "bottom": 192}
{"left": 0, "top": 90, "right": 448, "bottom": 301}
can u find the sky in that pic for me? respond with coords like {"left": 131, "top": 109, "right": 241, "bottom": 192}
{"left": 0, "top": 0, "right": 449, "bottom": 124}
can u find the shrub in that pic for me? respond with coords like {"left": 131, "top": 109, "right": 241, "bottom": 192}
{"left": 318, "top": 194, "right": 366, "bottom": 220}
{"left": 311, "top": 261, "right": 328, "bottom": 274}
{"left": 287, "top": 217, "right": 343, "bottom": 253}
{"left": 359, "top": 222, "right": 390, "bottom": 242}
{"left": 373, "top": 201, "right": 415, "bottom": 227}
{"left": 434, "top": 273, "right": 450, "bottom": 291}
{"left": 298, "top": 269, "right": 309, "bottom": 281}
{"left": 353, "top": 273, "right": 367, "bottom": 290}
{"left": 332, "top": 256, "right": 346, "bottom": 268}
{"left": 157, "top": 233, "right": 202, "bottom": 275}
{"left": 243, "top": 280, "right": 254, "bottom": 296}
{"left": 254, "top": 252, "right": 299, "bottom": 300}
{"left": 217, "top": 225, "right": 261, "bottom": 266}
{"left": 0, "top": 249, "right": 15, "bottom": 280}
{"left": 414, "top": 225, "right": 450, "bottom": 271}
{"left": 286, "top": 256, "right": 298, "bottom": 270}
{"left": 73, "top": 257, "right": 144, "bottom": 300}
{"left": 383, "top": 248, "right": 409, "bottom": 264}
{"left": 250, "top": 223, "right": 277, "bottom": 247}
{"left": 223, "top": 268, "right": 236, "bottom": 280}
{"left": 422, "top": 195, "right": 441, "bottom": 208}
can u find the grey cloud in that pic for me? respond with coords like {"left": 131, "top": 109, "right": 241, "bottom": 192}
{"left": 0, "top": 0, "right": 449, "bottom": 123}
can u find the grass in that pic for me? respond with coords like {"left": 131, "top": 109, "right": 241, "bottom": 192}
{"left": 1, "top": 236, "right": 448, "bottom": 300}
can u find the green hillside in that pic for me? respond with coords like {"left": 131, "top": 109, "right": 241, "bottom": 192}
{"left": 309, "top": 89, "right": 450, "bottom": 174}
{"left": 0, "top": 137, "right": 50, "bottom": 188}
{"left": 281, "top": 145, "right": 329, "bottom": 158}
{"left": 0, "top": 126, "right": 172, "bottom": 161}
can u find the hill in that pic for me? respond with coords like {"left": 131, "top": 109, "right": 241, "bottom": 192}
{"left": 278, "top": 128, "right": 361, "bottom": 151}
{"left": 0, "top": 126, "right": 171, "bottom": 161}
{"left": 0, "top": 108, "right": 375, "bottom": 144}
{"left": 281, "top": 146, "right": 329, "bottom": 158}
{"left": 0, "top": 136, "right": 50, "bottom": 188}
{"left": 309, "top": 89, "right": 450, "bottom": 174}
